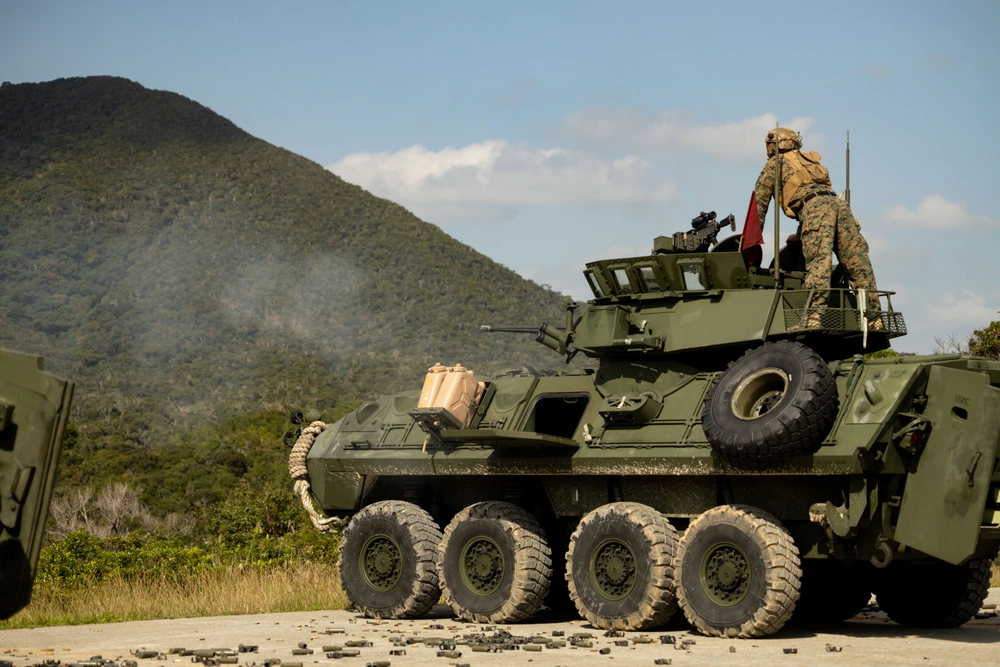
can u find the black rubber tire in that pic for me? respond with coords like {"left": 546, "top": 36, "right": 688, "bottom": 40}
{"left": 702, "top": 340, "right": 838, "bottom": 469}
{"left": 438, "top": 501, "right": 552, "bottom": 623}
{"left": 874, "top": 558, "right": 991, "bottom": 628}
{"left": 676, "top": 505, "right": 801, "bottom": 638}
{"left": 566, "top": 502, "right": 679, "bottom": 630}
{"left": 338, "top": 500, "right": 442, "bottom": 619}
{"left": 792, "top": 560, "right": 872, "bottom": 624}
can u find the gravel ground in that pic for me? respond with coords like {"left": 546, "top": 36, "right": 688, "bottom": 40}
{"left": 3, "top": 590, "right": 1000, "bottom": 667}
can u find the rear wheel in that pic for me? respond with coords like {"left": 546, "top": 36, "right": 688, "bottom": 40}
{"left": 338, "top": 500, "right": 442, "bottom": 619}
{"left": 676, "top": 505, "right": 801, "bottom": 638}
{"left": 566, "top": 502, "right": 679, "bottom": 630}
{"left": 874, "top": 558, "right": 991, "bottom": 628}
{"left": 438, "top": 501, "right": 552, "bottom": 623}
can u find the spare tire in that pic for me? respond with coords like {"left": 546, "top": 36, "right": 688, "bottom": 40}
{"left": 702, "top": 341, "right": 837, "bottom": 469}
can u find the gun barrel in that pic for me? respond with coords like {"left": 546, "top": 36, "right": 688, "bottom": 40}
{"left": 481, "top": 325, "right": 565, "bottom": 334}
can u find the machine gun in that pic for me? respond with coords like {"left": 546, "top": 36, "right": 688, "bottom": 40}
{"left": 656, "top": 211, "right": 737, "bottom": 253}
{"left": 689, "top": 211, "right": 736, "bottom": 247}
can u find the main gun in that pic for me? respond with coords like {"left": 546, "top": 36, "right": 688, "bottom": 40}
{"left": 480, "top": 323, "right": 568, "bottom": 354}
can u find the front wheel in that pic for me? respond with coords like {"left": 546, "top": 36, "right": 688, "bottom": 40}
{"left": 676, "top": 505, "right": 801, "bottom": 638}
{"left": 566, "top": 502, "right": 679, "bottom": 630}
{"left": 438, "top": 501, "right": 552, "bottom": 623}
{"left": 338, "top": 500, "right": 442, "bottom": 619}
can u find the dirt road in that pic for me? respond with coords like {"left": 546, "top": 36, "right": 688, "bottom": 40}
{"left": 4, "top": 592, "right": 1000, "bottom": 667}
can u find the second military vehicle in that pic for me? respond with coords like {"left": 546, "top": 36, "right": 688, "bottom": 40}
{"left": 289, "top": 212, "right": 1000, "bottom": 638}
{"left": 0, "top": 349, "right": 75, "bottom": 620}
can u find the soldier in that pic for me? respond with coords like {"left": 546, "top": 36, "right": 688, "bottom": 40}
{"left": 754, "top": 128, "right": 879, "bottom": 326}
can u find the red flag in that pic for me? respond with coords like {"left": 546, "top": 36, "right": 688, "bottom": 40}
{"left": 740, "top": 191, "right": 764, "bottom": 268}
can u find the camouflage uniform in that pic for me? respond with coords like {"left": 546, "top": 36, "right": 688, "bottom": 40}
{"left": 754, "top": 154, "right": 879, "bottom": 312}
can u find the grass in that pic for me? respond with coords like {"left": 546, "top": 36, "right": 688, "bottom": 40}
{"left": 991, "top": 562, "right": 1000, "bottom": 588}
{"left": 0, "top": 562, "right": 349, "bottom": 629}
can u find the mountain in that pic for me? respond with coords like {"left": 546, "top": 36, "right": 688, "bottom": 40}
{"left": 0, "top": 76, "right": 571, "bottom": 445}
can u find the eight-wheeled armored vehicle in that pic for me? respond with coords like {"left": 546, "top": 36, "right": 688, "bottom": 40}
{"left": 0, "top": 349, "right": 75, "bottom": 619}
{"left": 290, "top": 214, "right": 1000, "bottom": 638}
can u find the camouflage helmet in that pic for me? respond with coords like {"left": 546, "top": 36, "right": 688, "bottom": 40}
{"left": 765, "top": 127, "right": 802, "bottom": 157}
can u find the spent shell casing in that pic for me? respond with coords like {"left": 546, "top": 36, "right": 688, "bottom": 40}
{"left": 290, "top": 650, "right": 312, "bottom": 656}
{"left": 123, "top": 662, "right": 138, "bottom": 667}
{"left": 326, "top": 651, "right": 359, "bottom": 659}
{"left": 614, "top": 640, "right": 629, "bottom": 646}
{"left": 167, "top": 651, "right": 185, "bottom": 656}
{"left": 436, "top": 651, "right": 461, "bottom": 658}
{"left": 552, "top": 631, "right": 565, "bottom": 637}
{"left": 193, "top": 652, "right": 215, "bottom": 659}
{"left": 599, "top": 647, "right": 611, "bottom": 654}
{"left": 575, "top": 641, "right": 594, "bottom": 648}
{"left": 523, "top": 645, "right": 542, "bottom": 653}
{"left": 321, "top": 646, "right": 341, "bottom": 653}
{"left": 296, "top": 643, "right": 307, "bottom": 650}
{"left": 783, "top": 648, "right": 798, "bottom": 654}
{"left": 633, "top": 637, "right": 654, "bottom": 644}
{"left": 545, "top": 641, "right": 566, "bottom": 649}
{"left": 281, "top": 663, "right": 303, "bottom": 667}
{"left": 344, "top": 641, "right": 371, "bottom": 648}
{"left": 529, "top": 637, "right": 548, "bottom": 644}
{"left": 366, "top": 663, "right": 391, "bottom": 667}
{"left": 134, "top": 652, "right": 159, "bottom": 660}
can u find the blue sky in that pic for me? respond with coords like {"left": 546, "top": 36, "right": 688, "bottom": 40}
{"left": 3, "top": 0, "right": 998, "bottom": 353}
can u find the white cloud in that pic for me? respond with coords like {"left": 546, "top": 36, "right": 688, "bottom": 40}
{"left": 558, "top": 110, "right": 820, "bottom": 162}
{"left": 882, "top": 195, "right": 999, "bottom": 231}
{"left": 328, "top": 141, "right": 675, "bottom": 223}
{"left": 925, "top": 290, "right": 1000, "bottom": 325}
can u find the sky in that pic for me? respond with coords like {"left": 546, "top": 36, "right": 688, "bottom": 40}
{"left": 3, "top": 0, "right": 999, "bottom": 354}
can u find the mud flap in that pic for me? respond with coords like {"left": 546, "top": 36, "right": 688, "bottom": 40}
{"left": 895, "top": 366, "right": 1000, "bottom": 565}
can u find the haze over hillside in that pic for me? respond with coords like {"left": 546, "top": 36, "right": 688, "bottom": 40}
{"left": 0, "top": 76, "right": 570, "bottom": 441}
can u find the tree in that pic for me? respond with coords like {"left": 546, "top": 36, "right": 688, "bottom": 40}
{"left": 969, "top": 321, "right": 1000, "bottom": 360}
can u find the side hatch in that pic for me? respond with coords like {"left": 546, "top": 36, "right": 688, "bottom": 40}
{"left": 0, "top": 349, "right": 74, "bottom": 619}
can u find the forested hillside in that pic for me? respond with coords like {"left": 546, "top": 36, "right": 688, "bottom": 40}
{"left": 0, "top": 76, "right": 571, "bottom": 512}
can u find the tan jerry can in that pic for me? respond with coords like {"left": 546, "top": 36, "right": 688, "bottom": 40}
{"left": 418, "top": 363, "right": 486, "bottom": 428}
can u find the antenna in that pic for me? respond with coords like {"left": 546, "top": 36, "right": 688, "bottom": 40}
{"left": 845, "top": 130, "right": 851, "bottom": 206}
{"left": 773, "top": 123, "right": 781, "bottom": 286}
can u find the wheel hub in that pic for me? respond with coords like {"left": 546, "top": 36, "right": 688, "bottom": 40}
{"left": 460, "top": 537, "right": 505, "bottom": 596}
{"left": 591, "top": 538, "right": 638, "bottom": 601}
{"left": 701, "top": 543, "right": 751, "bottom": 606}
{"left": 731, "top": 368, "right": 789, "bottom": 421}
{"left": 360, "top": 535, "right": 402, "bottom": 592}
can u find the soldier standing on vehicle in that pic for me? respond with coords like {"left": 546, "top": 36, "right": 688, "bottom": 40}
{"left": 753, "top": 128, "right": 879, "bottom": 325}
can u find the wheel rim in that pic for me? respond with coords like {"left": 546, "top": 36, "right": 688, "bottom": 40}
{"left": 590, "top": 538, "right": 638, "bottom": 601}
{"left": 700, "top": 542, "right": 751, "bottom": 607}
{"left": 460, "top": 536, "right": 505, "bottom": 596}
{"left": 359, "top": 534, "right": 403, "bottom": 592}
{"left": 731, "top": 367, "right": 788, "bottom": 420}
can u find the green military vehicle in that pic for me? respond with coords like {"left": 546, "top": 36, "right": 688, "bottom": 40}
{"left": 289, "top": 213, "right": 1000, "bottom": 638}
{"left": 0, "top": 349, "right": 74, "bottom": 619}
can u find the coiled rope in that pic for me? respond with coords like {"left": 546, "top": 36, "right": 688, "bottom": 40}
{"left": 287, "top": 421, "right": 345, "bottom": 532}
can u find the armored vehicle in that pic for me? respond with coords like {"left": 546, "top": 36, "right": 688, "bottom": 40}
{"left": 0, "top": 348, "right": 74, "bottom": 619}
{"left": 290, "top": 213, "right": 1000, "bottom": 638}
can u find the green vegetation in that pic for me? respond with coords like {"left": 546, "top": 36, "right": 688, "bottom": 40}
{"left": 969, "top": 321, "right": 1000, "bottom": 360}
